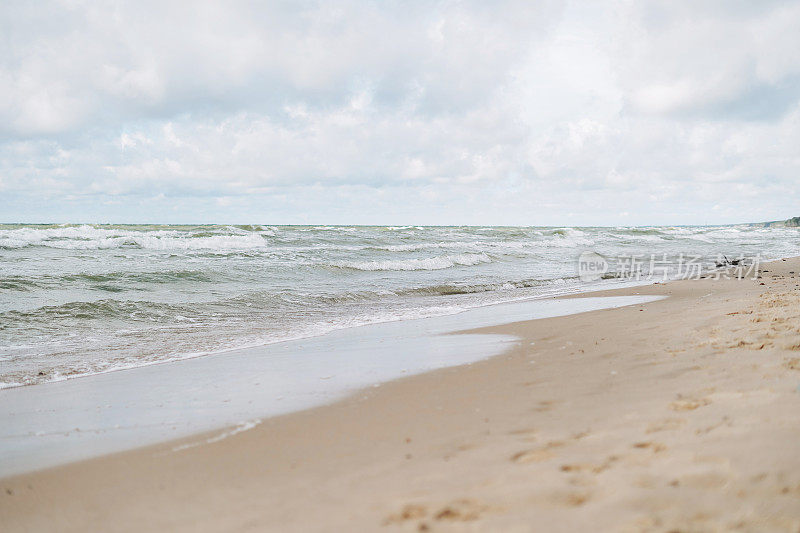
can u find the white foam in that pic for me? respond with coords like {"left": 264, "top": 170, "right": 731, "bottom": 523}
{"left": 336, "top": 253, "right": 493, "bottom": 271}
{"left": 0, "top": 226, "right": 271, "bottom": 250}
{"left": 172, "top": 419, "right": 262, "bottom": 452}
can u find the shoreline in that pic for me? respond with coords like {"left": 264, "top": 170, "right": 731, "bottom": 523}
{"left": 0, "top": 294, "right": 660, "bottom": 477}
{"left": 0, "top": 275, "right": 655, "bottom": 393}
{"left": 3, "top": 258, "right": 800, "bottom": 531}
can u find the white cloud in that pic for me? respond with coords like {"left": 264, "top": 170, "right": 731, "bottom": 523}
{"left": 1, "top": 0, "right": 800, "bottom": 225}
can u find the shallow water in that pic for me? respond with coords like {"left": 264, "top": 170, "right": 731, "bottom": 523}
{"left": 0, "top": 294, "right": 663, "bottom": 477}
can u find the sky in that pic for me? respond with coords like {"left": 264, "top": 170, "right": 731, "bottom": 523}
{"left": 2, "top": 0, "right": 800, "bottom": 226}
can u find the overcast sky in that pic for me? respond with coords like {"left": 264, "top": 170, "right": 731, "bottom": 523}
{"left": 2, "top": 0, "right": 800, "bottom": 225}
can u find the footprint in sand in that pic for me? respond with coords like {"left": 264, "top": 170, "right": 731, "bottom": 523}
{"left": 384, "top": 499, "right": 492, "bottom": 529}
{"left": 511, "top": 441, "right": 564, "bottom": 463}
{"left": 547, "top": 491, "right": 593, "bottom": 507}
{"left": 432, "top": 499, "right": 489, "bottom": 522}
{"left": 560, "top": 455, "right": 619, "bottom": 474}
{"left": 384, "top": 503, "right": 427, "bottom": 524}
{"left": 511, "top": 448, "right": 555, "bottom": 463}
{"left": 507, "top": 427, "right": 538, "bottom": 442}
{"left": 632, "top": 441, "right": 667, "bottom": 453}
{"left": 694, "top": 416, "right": 733, "bottom": 435}
{"left": 670, "top": 397, "right": 711, "bottom": 411}
{"left": 726, "top": 339, "right": 768, "bottom": 350}
{"left": 646, "top": 417, "right": 686, "bottom": 433}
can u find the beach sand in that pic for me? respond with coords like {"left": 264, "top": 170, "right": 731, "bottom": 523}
{"left": 3, "top": 258, "right": 800, "bottom": 532}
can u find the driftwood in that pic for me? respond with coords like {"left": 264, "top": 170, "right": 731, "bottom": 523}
{"left": 715, "top": 255, "right": 743, "bottom": 267}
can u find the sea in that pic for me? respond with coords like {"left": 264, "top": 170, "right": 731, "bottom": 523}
{"left": 1, "top": 223, "right": 798, "bottom": 389}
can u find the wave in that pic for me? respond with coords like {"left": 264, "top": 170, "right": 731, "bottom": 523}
{"left": 614, "top": 227, "right": 664, "bottom": 235}
{"left": 0, "top": 299, "right": 200, "bottom": 325}
{"left": 607, "top": 233, "right": 666, "bottom": 243}
{"left": 364, "top": 240, "right": 530, "bottom": 253}
{"left": 229, "top": 224, "right": 275, "bottom": 233}
{"left": 364, "top": 236, "right": 593, "bottom": 253}
{"left": 0, "top": 225, "right": 273, "bottom": 250}
{"left": 0, "top": 270, "right": 218, "bottom": 292}
{"left": 332, "top": 253, "right": 494, "bottom": 271}
{"left": 300, "top": 276, "right": 578, "bottom": 302}
{"left": 64, "top": 270, "right": 215, "bottom": 284}
{"left": 395, "top": 277, "right": 576, "bottom": 296}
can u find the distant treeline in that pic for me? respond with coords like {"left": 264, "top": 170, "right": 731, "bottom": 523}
{"left": 756, "top": 216, "right": 800, "bottom": 228}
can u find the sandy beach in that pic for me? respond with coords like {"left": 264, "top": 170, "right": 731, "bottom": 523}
{"left": 5, "top": 1, "right": 800, "bottom": 530}
{"left": 3, "top": 257, "right": 800, "bottom": 532}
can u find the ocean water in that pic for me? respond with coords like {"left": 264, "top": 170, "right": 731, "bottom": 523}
{"left": 1, "top": 223, "right": 798, "bottom": 389}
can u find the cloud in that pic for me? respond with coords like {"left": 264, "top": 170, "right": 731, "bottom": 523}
{"left": 1, "top": 0, "right": 800, "bottom": 225}
{"left": 0, "top": 0, "right": 561, "bottom": 137}
{"left": 620, "top": 0, "right": 800, "bottom": 119}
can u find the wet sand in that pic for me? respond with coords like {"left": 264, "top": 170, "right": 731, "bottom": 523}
{"left": 3, "top": 258, "right": 800, "bottom": 532}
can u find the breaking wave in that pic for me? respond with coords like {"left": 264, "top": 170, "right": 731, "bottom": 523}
{"left": 0, "top": 225, "right": 273, "bottom": 250}
{"left": 332, "top": 253, "right": 494, "bottom": 271}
